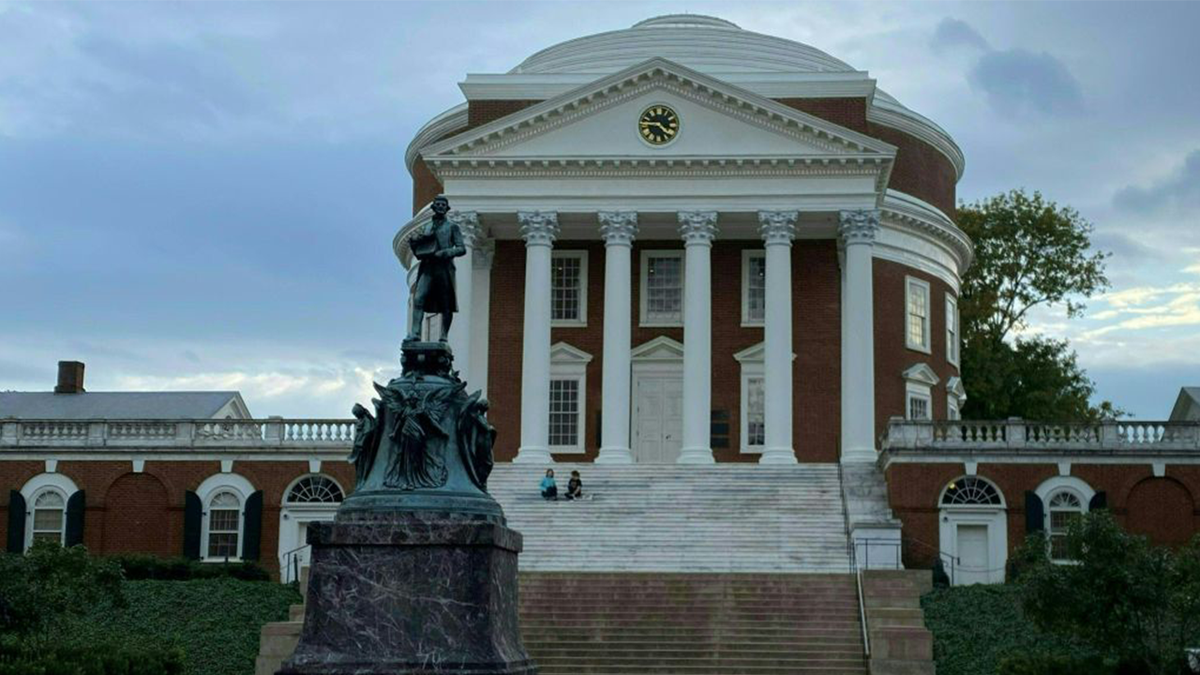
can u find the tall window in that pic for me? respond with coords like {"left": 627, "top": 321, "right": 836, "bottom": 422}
{"left": 206, "top": 491, "right": 242, "bottom": 559}
{"left": 746, "top": 376, "right": 766, "bottom": 447}
{"left": 1048, "top": 491, "right": 1084, "bottom": 561}
{"left": 551, "top": 251, "right": 587, "bottom": 325}
{"left": 742, "top": 251, "right": 766, "bottom": 325}
{"left": 31, "top": 490, "right": 66, "bottom": 546}
{"left": 906, "top": 277, "right": 931, "bottom": 352}
{"left": 642, "top": 252, "right": 684, "bottom": 325}
{"left": 946, "top": 294, "right": 960, "bottom": 366}
{"left": 549, "top": 379, "right": 581, "bottom": 449}
{"left": 947, "top": 397, "right": 961, "bottom": 420}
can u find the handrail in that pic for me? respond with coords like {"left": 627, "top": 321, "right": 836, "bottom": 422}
{"left": 280, "top": 543, "right": 311, "bottom": 585}
{"left": 837, "top": 462, "right": 870, "bottom": 659}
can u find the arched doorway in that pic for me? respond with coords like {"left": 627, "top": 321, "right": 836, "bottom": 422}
{"left": 1127, "top": 478, "right": 1194, "bottom": 547}
{"left": 939, "top": 476, "right": 1008, "bottom": 585}
{"left": 277, "top": 475, "right": 345, "bottom": 581}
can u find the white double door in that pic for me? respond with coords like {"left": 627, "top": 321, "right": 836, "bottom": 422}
{"left": 633, "top": 374, "right": 684, "bottom": 463}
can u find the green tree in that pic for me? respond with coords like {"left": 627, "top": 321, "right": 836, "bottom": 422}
{"left": 0, "top": 542, "right": 125, "bottom": 641}
{"left": 957, "top": 190, "right": 1118, "bottom": 421}
{"left": 1015, "top": 512, "right": 1200, "bottom": 675}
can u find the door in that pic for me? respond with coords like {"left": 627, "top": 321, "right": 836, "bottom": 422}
{"left": 956, "top": 524, "right": 990, "bottom": 585}
{"left": 634, "top": 376, "right": 683, "bottom": 463}
{"left": 278, "top": 510, "right": 337, "bottom": 581}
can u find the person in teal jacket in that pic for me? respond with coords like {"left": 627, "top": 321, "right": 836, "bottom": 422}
{"left": 540, "top": 469, "right": 558, "bottom": 500}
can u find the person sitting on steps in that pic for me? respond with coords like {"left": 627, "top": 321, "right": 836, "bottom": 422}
{"left": 565, "top": 470, "right": 583, "bottom": 500}
{"left": 540, "top": 469, "right": 558, "bottom": 500}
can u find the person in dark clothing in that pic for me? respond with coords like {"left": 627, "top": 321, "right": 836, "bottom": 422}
{"left": 540, "top": 469, "right": 558, "bottom": 500}
{"left": 565, "top": 470, "right": 583, "bottom": 500}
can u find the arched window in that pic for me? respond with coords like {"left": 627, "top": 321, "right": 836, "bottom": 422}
{"left": 1047, "top": 491, "right": 1084, "bottom": 561}
{"left": 206, "top": 491, "right": 242, "bottom": 559}
{"left": 941, "top": 477, "right": 1003, "bottom": 506}
{"left": 285, "top": 476, "right": 344, "bottom": 504}
{"left": 31, "top": 489, "right": 67, "bottom": 546}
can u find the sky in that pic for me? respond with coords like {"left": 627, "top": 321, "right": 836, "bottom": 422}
{"left": 1, "top": 1, "right": 1198, "bottom": 419}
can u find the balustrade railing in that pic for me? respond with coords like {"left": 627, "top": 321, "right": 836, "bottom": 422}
{"left": 886, "top": 417, "right": 1200, "bottom": 452}
{"left": 0, "top": 418, "right": 358, "bottom": 449}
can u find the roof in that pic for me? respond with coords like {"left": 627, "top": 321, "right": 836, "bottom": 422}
{"left": 1170, "top": 387, "right": 1200, "bottom": 422}
{"left": 511, "top": 14, "right": 857, "bottom": 76}
{"left": 0, "top": 391, "right": 249, "bottom": 420}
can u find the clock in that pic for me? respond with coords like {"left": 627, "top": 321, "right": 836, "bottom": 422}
{"left": 638, "top": 105, "right": 680, "bottom": 145}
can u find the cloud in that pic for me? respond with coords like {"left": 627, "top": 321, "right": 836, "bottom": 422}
{"left": 930, "top": 18, "right": 990, "bottom": 53}
{"left": 1113, "top": 150, "right": 1200, "bottom": 215}
{"left": 969, "top": 48, "right": 1084, "bottom": 117}
{"left": 1080, "top": 282, "right": 1200, "bottom": 337}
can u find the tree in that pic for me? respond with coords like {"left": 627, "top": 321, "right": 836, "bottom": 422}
{"left": 957, "top": 190, "right": 1118, "bottom": 421}
{"left": 1015, "top": 512, "right": 1200, "bottom": 675}
{"left": 0, "top": 542, "right": 125, "bottom": 641}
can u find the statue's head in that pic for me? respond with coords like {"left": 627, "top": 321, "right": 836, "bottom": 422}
{"left": 352, "top": 402, "right": 367, "bottom": 418}
{"left": 431, "top": 195, "right": 450, "bottom": 217}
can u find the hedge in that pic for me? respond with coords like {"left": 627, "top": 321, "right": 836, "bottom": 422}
{"left": 0, "top": 638, "right": 184, "bottom": 675}
{"left": 51, "top": 579, "right": 298, "bottom": 675}
{"left": 101, "top": 555, "right": 270, "bottom": 582}
{"left": 921, "top": 584, "right": 1099, "bottom": 675}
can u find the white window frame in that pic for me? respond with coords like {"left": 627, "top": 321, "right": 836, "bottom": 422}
{"left": 551, "top": 250, "right": 588, "bottom": 327}
{"left": 640, "top": 250, "right": 685, "bottom": 327}
{"left": 905, "top": 276, "right": 932, "bottom": 354}
{"left": 947, "top": 397, "right": 961, "bottom": 420}
{"left": 741, "top": 249, "right": 767, "bottom": 327}
{"left": 902, "top": 363, "right": 939, "bottom": 421}
{"left": 733, "top": 342, "right": 793, "bottom": 454}
{"left": 28, "top": 487, "right": 68, "bottom": 549}
{"left": 548, "top": 342, "right": 592, "bottom": 454}
{"left": 946, "top": 294, "right": 960, "bottom": 367}
{"left": 19, "top": 472, "right": 79, "bottom": 552}
{"left": 907, "top": 391, "right": 932, "bottom": 421}
{"left": 196, "top": 472, "right": 254, "bottom": 563}
{"left": 205, "top": 491, "right": 244, "bottom": 561}
{"left": 1034, "top": 477, "right": 1095, "bottom": 564}
{"left": 947, "top": 376, "right": 967, "bottom": 421}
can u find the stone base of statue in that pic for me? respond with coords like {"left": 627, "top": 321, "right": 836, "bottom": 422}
{"left": 277, "top": 340, "right": 536, "bottom": 675}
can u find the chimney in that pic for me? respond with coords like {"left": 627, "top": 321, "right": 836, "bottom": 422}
{"left": 55, "top": 361, "right": 85, "bottom": 394}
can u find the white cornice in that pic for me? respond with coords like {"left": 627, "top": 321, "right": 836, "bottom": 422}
{"left": 405, "top": 103, "right": 469, "bottom": 176}
{"left": 867, "top": 99, "right": 965, "bottom": 181}
{"left": 425, "top": 155, "right": 890, "bottom": 176}
{"left": 459, "top": 71, "right": 878, "bottom": 102}
{"left": 880, "top": 189, "right": 973, "bottom": 271}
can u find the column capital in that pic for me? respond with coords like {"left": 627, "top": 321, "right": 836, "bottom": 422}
{"left": 447, "top": 210, "right": 481, "bottom": 245}
{"left": 518, "top": 211, "right": 559, "bottom": 247}
{"left": 472, "top": 238, "right": 496, "bottom": 270}
{"left": 678, "top": 211, "right": 718, "bottom": 245}
{"left": 838, "top": 209, "right": 880, "bottom": 245}
{"left": 759, "top": 210, "right": 798, "bottom": 246}
{"left": 598, "top": 211, "right": 639, "bottom": 246}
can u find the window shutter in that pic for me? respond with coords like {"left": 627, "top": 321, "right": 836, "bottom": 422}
{"left": 6, "top": 491, "right": 26, "bottom": 553}
{"left": 65, "top": 490, "right": 86, "bottom": 547}
{"left": 1089, "top": 491, "right": 1107, "bottom": 511}
{"left": 1025, "top": 491, "right": 1044, "bottom": 533}
{"left": 183, "top": 491, "right": 202, "bottom": 560}
{"left": 242, "top": 490, "right": 263, "bottom": 561}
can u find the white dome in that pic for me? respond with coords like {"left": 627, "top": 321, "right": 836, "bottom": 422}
{"left": 510, "top": 14, "right": 857, "bottom": 76}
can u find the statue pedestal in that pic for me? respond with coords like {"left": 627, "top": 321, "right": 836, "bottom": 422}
{"left": 277, "top": 511, "right": 536, "bottom": 675}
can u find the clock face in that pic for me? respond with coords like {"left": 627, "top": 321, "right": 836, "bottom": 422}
{"left": 638, "top": 105, "right": 680, "bottom": 145}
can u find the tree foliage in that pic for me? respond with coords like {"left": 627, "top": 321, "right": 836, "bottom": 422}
{"left": 957, "top": 190, "right": 1118, "bottom": 421}
{"left": 1015, "top": 511, "right": 1200, "bottom": 675}
{"left": 0, "top": 542, "right": 125, "bottom": 640}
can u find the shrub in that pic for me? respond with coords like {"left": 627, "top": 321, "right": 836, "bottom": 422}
{"left": 999, "top": 654, "right": 1116, "bottom": 675}
{"left": 0, "top": 637, "right": 184, "bottom": 675}
{"left": 0, "top": 543, "right": 124, "bottom": 638}
{"left": 103, "top": 554, "right": 270, "bottom": 582}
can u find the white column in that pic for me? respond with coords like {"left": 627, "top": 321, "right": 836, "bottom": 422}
{"left": 839, "top": 210, "right": 880, "bottom": 464}
{"left": 759, "top": 211, "right": 798, "bottom": 464}
{"left": 597, "top": 211, "right": 639, "bottom": 464}
{"left": 677, "top": 211, "right": 718, "bottom": 464}
{"left": 470, "top": 238, "right": 495, "bottom": 398}
{"left": 514, "top": 211, "right": 559, "bottom": 465}
{"left": 447, "top": 211, "right": 479, "bottom": 381}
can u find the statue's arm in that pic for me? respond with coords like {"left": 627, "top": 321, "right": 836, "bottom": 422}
{"left": 444, "top": 224, "right": 467, "bottom": 259}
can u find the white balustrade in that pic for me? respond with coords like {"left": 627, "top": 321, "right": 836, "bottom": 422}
{"left": 886, "top": 418, "right": 1200, "bottom": 453}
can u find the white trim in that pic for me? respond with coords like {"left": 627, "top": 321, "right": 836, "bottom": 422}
{"left": 548, "top": 342, "right": 593, "bottom": 454}
{"left": 946, "top": 294, "right": 960, "bottom": 368}
{"left": 281, "top": 474, "right": 346, "bottom": 506}
{"left": 640, "top": 250, "right": 685, "bottom": 327}
{"left": 733, "top": 342, "right": 795, "bottom": 454}
{"left": 905, "top": 276, "right": 932, "bottom": 354}
{"left": 196, "top": 472, "right": 254, "bottom": 563}
{"left": 307, "top": 459, "right": 321, "bottom": 474}
{"left": 20, "top": 473, "right": 78, "bottom": 551}
{"left": 132, "top": 459, "right": 145, "bottom": 473}
{"left": 938, "top": 475, "right": 1007, "bottom": 584}
{"left": 947, "top": 397, "right": 961, "bottom": 421}
{"left": 44, "top": 459, "right": 58, "bottom": 473}
{"left": 550, "top": 250, "right": 589, "bottom": 327}
{"left": 1153, "top": 462, "right": 1166, "bottom": 478}
{"left": 741, "top": 249, "right": 766, "bottom": 327}
{"left": 1037, "top": 477, "right": 1093, "bottom": 563}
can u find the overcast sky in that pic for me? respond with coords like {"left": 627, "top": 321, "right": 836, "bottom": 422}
{"left": 1, "top": 1, "right": 1198, "bottom": 419}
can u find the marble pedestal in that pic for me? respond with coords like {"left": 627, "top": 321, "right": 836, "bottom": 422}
{"left": 277, "top": 511, "right": 537, "bottom": 675}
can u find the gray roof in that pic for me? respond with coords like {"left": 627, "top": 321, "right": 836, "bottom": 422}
{"left": 0, "top": 391, "right": 247, "bottom": 420}
{"left": 1170, "top": 387, "right": 1200, "bottom": 422}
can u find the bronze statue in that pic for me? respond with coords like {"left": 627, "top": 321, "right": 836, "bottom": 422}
{"left": 348, "top": 402, "right": 380, "bottom": 489}
{"left": 407, "top": 195, "right": 466, "bottom": 342}
{"left": 457, "top": 391, "right": 496, "bottom": 491}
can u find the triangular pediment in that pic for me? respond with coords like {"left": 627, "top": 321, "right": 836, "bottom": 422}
{"left": 947, "top": 376, "right": 966, "bottom": 400}
{"left": 902, "top": 363, "right": 940, "bottom": 387}
{"left": 550, "top": 342, "right": 593, "bottom": 364}
{"left": 630, "top": 336, "right": 685, "bottom": 362}
{"left": 732, "top": 342, "right": 796, "bottom": 363}
{"left": 421, "top": 58, "right": 895, "bottom": 171}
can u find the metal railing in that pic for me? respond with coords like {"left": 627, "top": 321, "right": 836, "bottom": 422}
{"left": 837, "top": 462, "right": 871, "bottom": 658}
{"left": 853, "top": 536, "right": 960, "bottom": 585}
{"left": 280, "top": 543, "right": 310, "bottom": 585}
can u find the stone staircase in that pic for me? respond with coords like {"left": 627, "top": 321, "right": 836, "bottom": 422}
{"left": 861, "top": 570, "right": 936, "bottom": 675}
{"left": 518, "top": 572, "right": 868, "bottom": 675}
{"left": 489, "top": 463, "right": 852, "bottom": 572}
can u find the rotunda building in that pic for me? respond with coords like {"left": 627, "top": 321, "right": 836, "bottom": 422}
{"left": 398, "top": 15, "right": 971, "bottom": 466}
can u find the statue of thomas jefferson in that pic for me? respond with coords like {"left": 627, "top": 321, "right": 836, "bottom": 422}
{"left": 407, "top": 195, "right": 467, "bottom": 342}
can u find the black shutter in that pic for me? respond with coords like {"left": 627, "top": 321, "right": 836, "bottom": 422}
{"left": 242, "top": 490, "right": 263, "bottom": 561}
{"left": 64, "top": 490, "right": 86, "bottom": 547}
{"left": 183, "top": 491, "right": 202, "bottom": 560}
{"left": 1025, "top": 491, "right": 1044, "bottom": 533}
{"left": 1089, "top": 491, "right": 1107, "bottom": 511}
{"left": 6, "top": 491, "right": 26, "bottom": 553}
